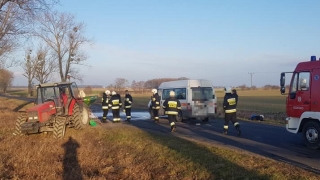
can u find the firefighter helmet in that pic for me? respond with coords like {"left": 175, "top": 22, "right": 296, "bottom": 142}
{"left": 111, "top": 91, "right": 116, "bottom": 95}
{"left": 169, "top": 91, "right": 175, "bottom": 97}
{"left": 151, "top": 89, "right": 157, "bottom": 94}
{"left": 105, "top": 90, "right": 110, "bottom": 95}
{"left": 224, "top": 87, "right": 232, "bottom": 93}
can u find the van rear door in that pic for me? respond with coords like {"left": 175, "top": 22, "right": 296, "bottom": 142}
{"left": 191, "top": 87, "right": 213, "bottom": 117}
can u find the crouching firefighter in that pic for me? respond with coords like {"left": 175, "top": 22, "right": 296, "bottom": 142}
{"left": 223, "top": 87, "right": 241, "bottom": 136}
{"left": 124, "top": 90, "right": 133, "bottom": 122}
{"left": 109, "top": 91, "right": 122, "bottom": 122}
{"left": 101, "top": 90, "right": 110, "bottom": 123}
{"left": 162, "top": 91, "right": 181, "bottom": 132}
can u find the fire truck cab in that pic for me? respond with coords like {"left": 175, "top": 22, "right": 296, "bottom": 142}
{"left": 280, "top": 55, "right": 320, "bottom": 149}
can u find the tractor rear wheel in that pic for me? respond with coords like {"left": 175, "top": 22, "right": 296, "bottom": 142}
{"left": 73, "top": 104, "right": 89, "bottom": 130}
{"left": 14, "top": 114, "right": 27, "bottom": 136}
{"left": 53, "top": 117, "right": 66, "bottom": 139}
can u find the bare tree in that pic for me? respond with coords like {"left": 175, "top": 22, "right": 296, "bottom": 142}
{"left": 32, "top": 11, "right": 92, "bottom": 82}
{"left": 131, "top": 80, "right": 145, "bottom": 93}
{"left": 0, "top": 0, "right": 59, "bottom": 68}
{"left": 21, "top": 48, "right": 36, "bottom": 96}
{"left": 114, "top": 78, "right": 129, "bottom": 91}
{"left": 34, "top": 44, "right": 58, "bottom": 83}
{"left": 0, "top": 0, "right": 58, "bottom": 11}
{"left": 0, "top": 68, "right": 14, "bottom": 93}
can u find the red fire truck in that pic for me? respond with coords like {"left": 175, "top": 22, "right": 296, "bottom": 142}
{"left": 280, "top": 55, "right": 320, "bottom": 149}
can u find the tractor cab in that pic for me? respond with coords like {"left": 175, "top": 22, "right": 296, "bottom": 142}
{"left": 35, "top": 82, "right": 81, "bottom": 115}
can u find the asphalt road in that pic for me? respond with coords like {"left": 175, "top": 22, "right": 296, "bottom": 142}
{"left": 2, "top": 94, "right": 319, "bottom": 175}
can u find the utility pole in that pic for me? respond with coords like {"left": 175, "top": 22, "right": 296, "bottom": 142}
{"left": 248, "top": 72, "right": 254, "bottom": 89}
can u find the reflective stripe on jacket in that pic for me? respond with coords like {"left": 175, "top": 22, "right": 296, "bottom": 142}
{"left": 151, "top": 93, "right": 161, "bottom": 109}
{"left": 223, "top": 93, "right": 237, "bottom": 114}
{"left": 109, "top": 95, "right": 121, "bottom": 109}
{"left": 124, "top": 94, "right": 133, "bottom": 109}
{"left": 163, "top": 97, "right": 181, "bottom": 115}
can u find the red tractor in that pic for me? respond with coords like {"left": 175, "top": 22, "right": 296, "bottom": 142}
{"left": 14, "top": 82, "right": 90, "bottom": 138}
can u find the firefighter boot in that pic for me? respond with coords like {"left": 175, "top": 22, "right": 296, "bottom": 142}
{"left": 223, "top": 129, "right": 228, "bottom": 135}
{"left": 235, "top": 124, "right": 241, "bottom": 136}
{"left": 171, "top": 125, "right": 176, "bottom": 132}
{"left": 170, "top": 122, "right": 176, "bottom": 132}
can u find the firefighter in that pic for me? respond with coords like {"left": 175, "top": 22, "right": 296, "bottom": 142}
{"left": 162, "top": 91, "right": 181, "bottom": 132}
{"left": 109, "top": 91, "right": 122, "bottom": 123}
{"left": 151, "top": 88, "right": 161, "bottom": 122}
{"left": 101, "top": 90, "right": 110, "bottom": 123}
{"left": 223, "top": 87, "right": 241, "bottom": 136}
{"left": 124, "top": 90, "right": 133, "bottom": 122}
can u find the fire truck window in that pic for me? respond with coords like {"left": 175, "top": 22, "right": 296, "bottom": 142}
{"left": 298, "top": 72, "right": 310, "bottom": 91}
{"left": 290, "top": 74, "right": 298, "bottom": 93}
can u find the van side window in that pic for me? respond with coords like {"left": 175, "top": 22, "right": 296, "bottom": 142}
{"left": 163, "top": 88, "right": 186, "bottom": 99}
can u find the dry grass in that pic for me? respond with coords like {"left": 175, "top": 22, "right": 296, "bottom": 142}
{"left": 0, "top": 97, "right": 320, "bottom": 179}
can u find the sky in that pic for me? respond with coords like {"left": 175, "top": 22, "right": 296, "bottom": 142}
{"left": 10, "top": 0, "right": 320, "bottom": 87}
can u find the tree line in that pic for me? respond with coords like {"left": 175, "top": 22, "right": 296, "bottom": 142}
{"left": 105, "top": 77, "right": 189, "bottom": 92}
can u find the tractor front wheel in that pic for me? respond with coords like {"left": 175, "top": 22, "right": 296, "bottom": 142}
{"left": 73, "top": 104, "right": 89, "bottom": 130}
{"left": 14, "top": 114, "right": 27, "bottom": 136}
{"left": 53, "top": 117, "right": 66, "bottom": 139}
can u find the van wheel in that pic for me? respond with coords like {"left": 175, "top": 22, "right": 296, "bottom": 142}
{"left": 302, "top": 121, "right": 320, "bottom": 149}
{"left": 176, "top": 111, "right": 183, "bottom": 122}
{"left": 202, "top": 117, "right": 209, "bottom": 122}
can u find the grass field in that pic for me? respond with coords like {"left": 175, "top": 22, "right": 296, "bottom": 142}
{"left": 0, "top": 97, "right": 319, "bottom": 179}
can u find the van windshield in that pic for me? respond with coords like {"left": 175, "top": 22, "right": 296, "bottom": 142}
{"left": 191, "top": 87, "right": 213, "bottom": 101}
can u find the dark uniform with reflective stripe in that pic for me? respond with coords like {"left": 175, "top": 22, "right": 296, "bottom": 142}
{"left": 101, "top": 92, "right": 110, "bottom": 122}
{"left": 124, "top": 93, "right": 133, "bottom": 121}
{"left": 109, "top": 94, "right": 122, "bottom": 122}
{"left": 163, "top": 97, "right": 181, "bottom": 132}
{"left": 151, "top": 93, "right": 161, "bottom": 122}
{"left": 223, "top": 92, "right": 241, "bottom": 135}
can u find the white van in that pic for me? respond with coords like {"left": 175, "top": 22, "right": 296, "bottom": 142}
{"left": 149, "top": 79, "right": 217, "bottom": 122}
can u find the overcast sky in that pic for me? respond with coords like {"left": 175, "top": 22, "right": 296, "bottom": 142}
{"left": 10, "top": 0, "right": 320, "bottom": 87}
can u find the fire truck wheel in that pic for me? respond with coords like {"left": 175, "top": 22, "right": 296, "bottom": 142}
{"left": 202, "top": 117, "right": 209, "bottom": 122}
{"left": 14, "top": 114, "right": 27, "bottom": 136}
{"left": 302, "top": 121, "right": 320, "bottom": 149}
{"left": 53, "top": 118, "right": 66, "bottom": 139}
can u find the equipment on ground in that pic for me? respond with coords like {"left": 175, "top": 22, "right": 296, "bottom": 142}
{"left": 14, "top": 82, "right": 91, "bottom": 138}
{"left": 280, "top": 56, "right": 320, "bottom": 149}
